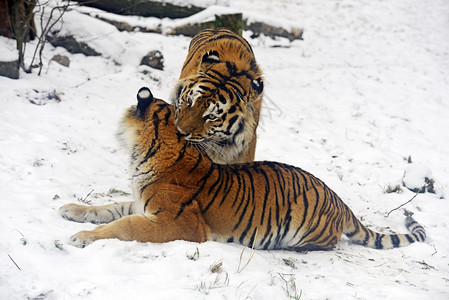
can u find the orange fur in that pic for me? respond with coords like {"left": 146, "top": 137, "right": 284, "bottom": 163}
{"left": 60, "top": 88, "right": 426, "bottom": 250}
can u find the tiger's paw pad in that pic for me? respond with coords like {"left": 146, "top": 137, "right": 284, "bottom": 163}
{"left": 69, "top": 231, "right": 98, "bottom": 248}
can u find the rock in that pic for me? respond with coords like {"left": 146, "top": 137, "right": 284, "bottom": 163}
{"left": 166, "top": 23, "right": 201, "bottom": 37}
{"left": 76, "top": 0, "right": 204, "bottom": 19}
{"left": 245, "top": 22, "right": 303, "bottom": 41}
{"left": 140, "top": 50, "right": 164, "bottom": 70}
{"left": 51, "top": 54, "right": 70, "bottom": 67}
{"left": 166, "top": 15, "right": 303, "bottom": 41}
{"left": 48, "top": 35, "right": 101, "bottom": 57}
{"left": 0, "top": 60, "right": 19, "bottom": 79}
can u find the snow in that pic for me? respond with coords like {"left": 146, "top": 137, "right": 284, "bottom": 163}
{"left": 1, "top": 0, "right": 449, "bottom": 299}
{"left": 0, "top": 37, "right": 18, "bottom": 61}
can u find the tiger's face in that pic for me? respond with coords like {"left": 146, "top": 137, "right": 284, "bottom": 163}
{"left": 171, "top": 50, "right": 263, "bottom": 162}
{"left": 172, "top": 76, "right": 243, "bottom": 143}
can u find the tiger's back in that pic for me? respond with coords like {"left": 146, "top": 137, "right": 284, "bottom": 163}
{"left": 192, "top": 161, "right": 425, "bottom": 250}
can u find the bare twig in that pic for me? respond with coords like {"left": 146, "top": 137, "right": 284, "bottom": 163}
{"left": 8, "top": 254, "right": 21, "bottom": 271}
{"left": 29, "top": 1, "right": 71, "bottom": 75}
{"left": 10, "top": 0, "right": 73, "bottom": 74}
{"left": 431, "top": 245, "right": 438, "bottom": 257}
{"left": 79, "top": 189, "right": 94, "bottom": 205}
{"left": 385, "top": 183, "right": 428, "bottom": 217}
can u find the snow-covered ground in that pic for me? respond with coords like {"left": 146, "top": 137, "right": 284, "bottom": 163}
{"left": 1, "top": 0, "right": 449, "bottom": 299}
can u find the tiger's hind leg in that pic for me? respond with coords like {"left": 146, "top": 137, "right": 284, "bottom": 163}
{"left": 59, "top": 201, "right": 136, "bottom": 224}
{"left": 69, "top": 201, "right": 210, "bottom": 247}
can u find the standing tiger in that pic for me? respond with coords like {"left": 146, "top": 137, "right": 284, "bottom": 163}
{"left": 60, "top": 87, "right": 426, "bottom": 251}
{"left": 171, "top": 28, "right": 264, "bottom": 164}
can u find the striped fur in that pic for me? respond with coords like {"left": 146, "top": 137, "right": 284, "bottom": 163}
{"left": 171, "top": 28, "right": 264, "bottom": 165}
{"left": 60, "top": 87, "right": 426, "bottom": 250}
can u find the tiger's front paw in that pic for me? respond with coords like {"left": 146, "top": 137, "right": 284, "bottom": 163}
{"left": 59, "top": 203, "right": 113, "bottom": 224}
{"left": 70, "top": 230, "right": 101, "bottom": 248}
{"left": 60, "top": 203, "right": 89, "bottom": 223}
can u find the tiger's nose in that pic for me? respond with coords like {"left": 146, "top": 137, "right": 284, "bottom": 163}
{"left": 177, "top": 126, "right": 187, "bottom": 136}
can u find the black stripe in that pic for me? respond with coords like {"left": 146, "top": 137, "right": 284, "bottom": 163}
{"left": 417, "top": 231, "right": 426, "bottom": 241}
{"left": 200, "top": 34, "right": 253, "bottom": 55}
{"left": 293, "top": 186, "right": 309, "bottom": 238}
{"left": 138, "top": 105, "right": 170, "bottom": 166}
{"left": 391, "top": 234, "right": 400, "bottom": 248}
{"left": 168, "top": 143, "right": 188, "bottom": 168}
{"left": 289, "top": 167, "right": 299, "bottom": 204}
{"left": 162, "top": 108, "right": 172, "bottom": 124}
{"left": 273, "top": 174, "right": 281, "bottom": 226}
{"left": 207, "top": 167, "right": 222, "bottom": 195}
{"left": 188, "top": 154, "right": 203, "bottom": 173}
{"left": 242, "top": 168, "right": 256, "bottom": 206}
{"left": 239, "top": 206, "right": 256, "bottom": 245}
{"left": 375, "top": 233, "right": 384, "bottom": 249}
{"left": 260, "top": 209, "right": 272, "bottom": 247}
{"left": 272, "top": 166, "right": 286, "bottom": 206}
{"left": 363, "top": 228, "right": 370, "bottom": 245}
{"left": 226, "top": 115, "right": 239, "bottom": 133}
{"left": 405, "top": 234, "right": 415, "bottom": 243}
{"left": 281, "top": 201, "right": 293, "bottom": 241}
{"left": 208, "top": 68, "right": 228, "bottom": 81}
{"left": 299, "top": 210, "right": 333, "bottom": 247}
{"left": 263, "top": 233, "right": 273, "bottom": 250}
{"left": 202, "top": 167, "right": 226, "bottom": 214}
{"left": 226, "top": 61, "right": 237, "bottom": 75}
{"left": 345, "top": 211, "right": 361, "bottom": 238}
{"left": 233, "top": 182, "right": 250, "bottom": 232}
{"left": 176, "top": 164, "right": 216, "bottom": 218}
{"left": 297, "top": 169, "right": 310, "bottom": 191}
{"left": 231, "top": 121, "right": 245, "bottom": 142}
{"left": 219, "top": 170, "right": 234, "bottom": 206}
{"left": 218, "top": 93, "right": 227, "bottom": 104}
{"left": 258, "top": 167, "right": 271, "bottom": 225}
{"left": 139, "top": 180, "right": 154, "bottom": 195}
{"left": 296, "top": 184, "right": 321, "bottom": 244}
{"left": 274, "top": 219, "right": 284, "bottom": 247}
{"left": 248, "top": 227, "right": 258, "bottom": 248}
{"left": 143, "top": 195, "right": 154, "bottom": 212}
{"left": 231, "top": 173, "right": 243, "bottom": 208}
{"left": 234, "top": 173, "right": 247, "bottom": 213}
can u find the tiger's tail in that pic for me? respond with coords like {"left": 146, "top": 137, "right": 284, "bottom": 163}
{"left": 343, "top": 209, "right": 426, "bottom": 249}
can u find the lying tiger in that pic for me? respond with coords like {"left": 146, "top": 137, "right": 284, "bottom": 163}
{"left": 171, "top": 28, "right": 264, "bottom": 165}
{"left": 60, "top": 87, "right": 426, "bottom": 250}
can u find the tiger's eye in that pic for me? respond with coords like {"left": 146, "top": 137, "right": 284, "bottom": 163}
{"left": 205, "top": 114, "right": 218, "bottom": 122}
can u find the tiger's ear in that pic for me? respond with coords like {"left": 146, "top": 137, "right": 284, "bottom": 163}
{"left": 251, "top": 77, "right": 264, "bottom": 94}
{"left": 136, "top": 87, "right": 153, "bottom": 118}
{"left": 202, "top": 50, "right": 220, "bottom": 64}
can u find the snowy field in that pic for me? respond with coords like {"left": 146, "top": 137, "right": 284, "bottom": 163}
{"left": 1, "top": 0, "right": 449, "bottom": 299}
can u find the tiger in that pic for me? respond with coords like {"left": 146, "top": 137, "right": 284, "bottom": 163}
{"left": 171, "top": 28, "right": 264, "bottom": 165}
{"left": 59, "top": 87, "right": 426, "bottom": 251}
